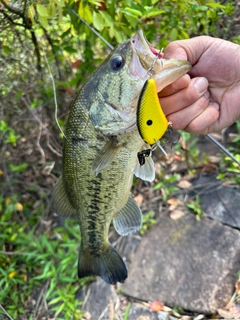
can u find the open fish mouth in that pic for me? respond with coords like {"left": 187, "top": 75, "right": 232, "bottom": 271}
{"left": 131, "top": 30, "right": 192, "bottom": 92}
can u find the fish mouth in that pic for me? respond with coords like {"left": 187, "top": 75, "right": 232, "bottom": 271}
{"left": 131, "top": 30, "right": 192, "bottom": 92}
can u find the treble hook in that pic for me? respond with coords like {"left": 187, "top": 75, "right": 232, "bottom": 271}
{"left": 147, "top": 48, "right": 164, "bottom": 77}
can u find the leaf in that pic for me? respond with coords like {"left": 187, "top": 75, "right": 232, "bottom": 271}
{"left": 92, "top": 11, "right": 105, "bottom": 31}
{"left": 122, "top": 7, "right": 142, "bottom": 17}
{"left": 54, "top": 0, "right": 65, "bottom": 6}
{"left": 99, "top": 11, "right": 114, "bottom": 26}
{"left": 144, "top": 9, "right": 165, "bottom": 18}
{"left": 177, "top": 180, "right": 192, "bottom": 189}
{"left": 149, "top": 301, "right": 164, "bottom": 312}
{"left": 78, "top": 3, "right": 92, "bottom": 24}
{"left": 48, "top": 2, "right": 56, "bottom": 17}
{"left": 9, "top": 163, "right": 28, "bottom": 173}
{"left": 36, "top": 4, "right": 48, "bottom": 17}
{"left": 121, "top": 9, "right": 141, "bottom": 19}
{"left": 28, "top": 4, "right": 35, "bottom": 24}
{"left": 63, "top": 46, "right": 77, "bottom": 53}
{"left": 169, "top": 210, "right": 185, "bottom": 220}
{"left": 58, "top": 5, "right": 62, "bottom": 24}
{"left": 170, "top": 28, "right": 178, "bottom": 41}
{"left": 38, "top": 15, "right": 49, "bottom": 29}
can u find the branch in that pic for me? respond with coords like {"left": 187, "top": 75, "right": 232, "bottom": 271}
{"left": 1, "top": 10, "right": 25, "bottom": 27}
{"left": 0, "top": 0, "right": 23, "bottom": 16}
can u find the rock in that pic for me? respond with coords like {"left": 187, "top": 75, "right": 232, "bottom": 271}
{"left": 121, "top": 304, "right": 159, "bottom": 320}
{"left": 122, "top": 213, "right": 240, "bottom": 314}
{"left": 193, "top": 175, "right": 240, "bottom": 228}
{"left": 77, "top": 278, "right": 118, "bottom": 319}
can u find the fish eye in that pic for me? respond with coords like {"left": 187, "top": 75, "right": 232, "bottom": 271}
{"left": 110, "top": 55, "right": 125, "bottom": 71}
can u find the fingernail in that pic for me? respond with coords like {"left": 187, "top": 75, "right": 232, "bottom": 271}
{"left": 204, "top": 90, "right": 210, "bottom": 99}
{"left": 212, "top": 102, "right": 220, "bottom": 110}
{"left": 193, "top": 77, "right": 208, "bottom": 94}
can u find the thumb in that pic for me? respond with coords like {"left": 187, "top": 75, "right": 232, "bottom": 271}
{"left": 163, "top": 36, "right": 213, "bottom": 66}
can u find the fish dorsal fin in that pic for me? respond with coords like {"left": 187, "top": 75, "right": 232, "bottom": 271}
{"left": 113, "top": 193, "right": 142, "bottom": 236}
{"left": 137, "top": 78, "right": 168, "bottom": 145}
{"left": 91, "top": 137, "right": 120, "bottom": 175}
{"left": 133, "top": 152, "right": 155, "bottom": 182}
{"left": 52, "top": 175, "right": 77, "bottom": 217}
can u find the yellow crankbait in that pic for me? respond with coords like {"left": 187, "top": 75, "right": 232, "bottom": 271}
{"left": 137, "top": 78, "right": 168, "bottom": 145}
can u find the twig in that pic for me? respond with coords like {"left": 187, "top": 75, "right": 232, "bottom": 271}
{"left": 0, "top": 304, "right": 14, "bottom": 320}
{"left": 0, "top": 0, "right": 42, "bottom": 72}
{"left": 21, "top": 96, "right": 46, "bottom": 164}
{"left": 33, "top": 280, "right": 50, "bottom": 319}
{"left": 82, "top": 287, "right": 91, "bottom": 309}
{"left": 0, "top": 0, "right": 22, "bottom": 15}
{"left": 45, "top": 133, "right": 62, "bottom": 157}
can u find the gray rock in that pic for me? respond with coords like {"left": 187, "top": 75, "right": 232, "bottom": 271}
{"left": 122, "top": 213, "right": 240, "bottom": 314}
{"left": 122, "top": 304, "right": 159, "bottom": 320}
{"left": 78, "top": 278, "right": 118, "bottom": 319}
{"left": 195, "top": 176, "right": 240, "bottom": 228}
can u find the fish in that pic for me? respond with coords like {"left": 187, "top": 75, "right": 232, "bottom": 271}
{"left": 52, "top": 30, "right": 191, "bottom": 285}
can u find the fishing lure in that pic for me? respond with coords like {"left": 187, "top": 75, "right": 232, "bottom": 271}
{"left": 137, "top": 78, "right": 168, "bottom": 145}
{"left": 136, "top": 77, "right": 171, "bottom": 160}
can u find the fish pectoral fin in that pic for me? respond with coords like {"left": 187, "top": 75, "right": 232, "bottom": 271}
{"left": 113, "top": 193, "right": 142, "bottom": 236}
{"left": 52, "top": 175, "right": 77, "bottom": 217}
{"left": 90, "top": 137, "right": 121, "bottom": 175}
{"left": 78, "top": 245, "right": 127, "bottom": 285}
{"left": 133, "top": 154, "right": 155, "bottom": 182}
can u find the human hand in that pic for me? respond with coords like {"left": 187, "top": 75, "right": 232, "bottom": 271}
{"left": 159, "top": 36, "right": 240, "bottom": 134}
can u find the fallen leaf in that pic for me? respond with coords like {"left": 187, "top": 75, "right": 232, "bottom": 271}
{"left": 71, "top": 59, "right": 82, "bottom": 68}
{"left": 218, "top": 307, "right": 240, "bottom": 319}
{"left": 134, "top": 194, "right": 143, "bottom": 206}
{"left": 169, "top": 210, "right": 185, "bottom": 220}
{"left": 167, "top": 198, "right": 183, "bottom": 206}
{"left": 209, "top": 155, "right": 221, "bottom": 164}
{"left": 230, "top": 304, "right": 240, "bottom": 316}
{"left": 65, "top": 87, "right": 75, "bottom": 96}
{"left": 174, "top": 153, "right": 184, "bottom": 162}
{"left": 177, "top": 180, "right": 192, "bottom": 189}
{"left": 149, "top": 301, "right": 164, "bottom": 312}
{"left": 235, "top": 280, "right": 240, "bottom": 294}
{"left": 16, "top": 202, "right": 23, "bottom": 211}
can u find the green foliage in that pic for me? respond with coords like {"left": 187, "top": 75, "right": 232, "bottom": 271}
{"left": 140, "top": 210, "right": 157, "bottom": 235}
{"left": 153, "top": 173, "right": 180, "bottom": 201}
{"left": 0, "top": 120, "right": 20, "bottom": 146}
{"left": 186, "top": 195, "right": 204, "bottom": 220}
{"left": 0, "top": 204, "right": 89, "bottom": 319}
{"left": 123, "top": 303, "right": 131, "bottom": 320}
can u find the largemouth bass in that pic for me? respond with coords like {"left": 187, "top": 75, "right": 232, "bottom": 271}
{"left": 52, "top": 31, "right": 191, "bottom": 285}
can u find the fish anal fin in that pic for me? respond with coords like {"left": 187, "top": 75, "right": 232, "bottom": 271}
{"left": 52, "top": 175, "right": 77, "bottom": 217}
{"left": 113, "top": 193, "right": 142, "bottom": 236}
{"left": 78, "top": 245, "right": 127, "bottom": 285}
{"left": 91, "top": 137, "right": 121, "bottom": 175}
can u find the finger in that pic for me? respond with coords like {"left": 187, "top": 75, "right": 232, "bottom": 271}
{"left": 160, "top": 77, "right": 209, "bottom": 116}
{"left": 166, "top": 93, "right": 211, "bottom": 130}
{"left": 159, "top": 74, "right": 191, "bottom": 97}
{"left": 184, "top": 102, "right": 220, "bottom": 134}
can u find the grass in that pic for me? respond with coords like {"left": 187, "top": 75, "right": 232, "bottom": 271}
{"left": 0, "top": 201, "right": 93, "bottom": 319}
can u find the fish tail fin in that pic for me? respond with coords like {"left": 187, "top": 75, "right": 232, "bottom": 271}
{"left": 78, "top": 245, "right": 127, "bottom": 285}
